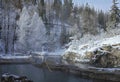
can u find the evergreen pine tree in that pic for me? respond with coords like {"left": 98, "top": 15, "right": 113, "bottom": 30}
{"left": 62, "top": 0, "right": 73, "bottom": 22}
{"left": 37, "top": 0, "right": 46, "bottom": 21}
{"left": 81, "top": 3, "right": 98, "bottom": 35}
{"left": 98, "top": 10, "right": 107, "bottom": 31}
{"left": 110, "top": 0, "right": 120, "bottom": 27}
{"left": 52, "top": 0, "right": 62, "bottom": 19}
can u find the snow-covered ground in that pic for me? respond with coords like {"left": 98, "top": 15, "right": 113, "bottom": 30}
{"left": 0, "top": 55, "right": 30, "bottom": 59}
{"left": 88, "top": 67, "right": 120, "bottom": 72}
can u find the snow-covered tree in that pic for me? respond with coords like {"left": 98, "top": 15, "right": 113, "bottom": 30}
{"left": 81, "top": 3, "right": 98, "bottom": 35}
{"left": 37, "top": 0, "right": 46, "bottom": 20}
{"left": 97, "top": 10, "right": 107, "bottom": 31}
{"left": 17, "top": 7, "right": 46, "bottom": 53}
{"left": 108, "top": 0, "right": 120, "bottom": 28}
{"left": 52, "top": 0, "right": 62, "bottom": 19}
{"left": 62, "top": 0, "right": 73, "bottom": 22}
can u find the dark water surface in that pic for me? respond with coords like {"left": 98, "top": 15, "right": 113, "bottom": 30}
{"left": 0, "top": 64, "right": 109, "bottom": 82}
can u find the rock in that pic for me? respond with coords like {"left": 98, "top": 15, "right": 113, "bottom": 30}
{"left": 1, "top": 73, "right": 33, "bottom": 82}
{"left": 100, "top": 53, "right": 117, "bottom": 67}
{"left": 84, "top": 51, "right": 94, "bottom": 59}
{"left": 111, "top": 48, "right": 120, "bottom": 65}
{"left": 62, "top": 52, "right": 79, "bottom": 62}
{"left": 62, "top": 44, "right": 120, "bottom": 67}
{"left": 90, "top": 46, "right": 120, "bottom": 67}
{"left": 101, "top": 45, "right": 112, "bottom": 52}
{"left": 111, "top": 48, "right": 120, "bottom": 57}
{"left": 112, "top": 43, "right": 120, "bottom": 47}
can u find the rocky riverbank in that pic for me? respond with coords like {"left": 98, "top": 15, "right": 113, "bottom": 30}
{"left": 63, "top": 35, "right": 120, "bottom": 68}
{"left": 59, "top": 35, "right": 120, "bottom": 81}
{"left": 0, "top": 55, "right": 120, "bottom": 82}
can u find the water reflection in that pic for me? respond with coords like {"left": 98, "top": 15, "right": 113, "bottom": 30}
{"left": 0, "top": 64, "right": 111, "bottom": 82}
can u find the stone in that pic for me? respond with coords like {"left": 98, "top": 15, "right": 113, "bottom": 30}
{"left": 62, "top": 52, "right": 79, "bottom": 62}
{"left": 101, "top": 45, "right": 112, "bottom": 52}
{"left": 90, "top": 46, "right": 119, "bottom": 67}
{"left": 100, "top": 53, "right": 117, "bottom": 67}
{"left": 111, "top": 48, "right": 120, "bottom": 57}
{"left": 84, "top": 51, "right": 94, "bottom": 59}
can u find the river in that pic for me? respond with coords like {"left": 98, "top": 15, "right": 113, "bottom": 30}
{"left": 0, "top": 64, "right": 109, "bottom": 82}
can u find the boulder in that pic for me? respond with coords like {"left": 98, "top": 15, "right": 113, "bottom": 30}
{"left": 100, "top": 45, "right": 112, "bottom": 52}
{"left": 111, "top": 48, "right": 120, "bottom": 65}
{"left": 111, "top": 48, "right": 120, "bottom": 57}
{"left": 90, "top": 46, "right": 120, "bottom": 67}
{"left": 62, "top": 52, "right": 80, "bottom": 62}
{"left": 100, "top": 53, "right": 117, "bottom": 67}
{"left": 84, "top": 51, "right": 94, "bottom": 59}
{"left": 62, "top": 44, "right": 120, "bottom": 67}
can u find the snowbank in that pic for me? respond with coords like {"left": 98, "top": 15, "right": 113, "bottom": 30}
{"left": 0, "top": 56, "right": 30, "bottom": 59}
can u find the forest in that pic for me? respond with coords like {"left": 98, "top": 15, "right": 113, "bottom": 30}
{"left": 0, "top": 0, "right": 119, "bottom": 54}
{"left": 0, "top": 0, "right": 120, "bottom": 82}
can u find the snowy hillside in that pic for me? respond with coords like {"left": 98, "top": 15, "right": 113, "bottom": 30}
{"left": 63, "top": 27, "right": 120, "bottom": 65}
{"left": 66, "top": 34, "right": 120, "bottom": 57}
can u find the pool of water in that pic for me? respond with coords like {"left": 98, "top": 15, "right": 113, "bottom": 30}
{"left": 0, "top": 64, "right": 109, "bottom": 82}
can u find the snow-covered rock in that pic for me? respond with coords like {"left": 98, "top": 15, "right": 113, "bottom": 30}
{"left": 63, "top": 33, "right": 120, "bottom": 66}
{"left": 62, "top": 52, "right": 80, "bottom": 62}
{"left": 89, "top": 47, "right": 119, "bottom": 67}
{"left": 66, "top": 35, "right": 120, "bottom": 56}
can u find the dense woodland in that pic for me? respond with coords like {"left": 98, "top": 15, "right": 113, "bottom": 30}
{"left": 0, "top": 0, "right": 120, "bottom": 54}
